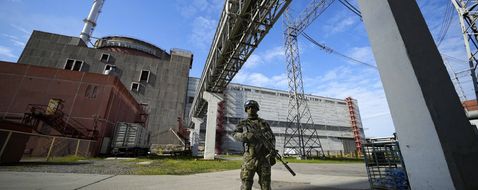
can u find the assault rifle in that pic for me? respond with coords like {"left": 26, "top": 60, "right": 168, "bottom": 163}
{"left": 256, "top": 131, "right": 296, "bottom": 176}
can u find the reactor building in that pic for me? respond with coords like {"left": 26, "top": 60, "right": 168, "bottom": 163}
{"left": 16, "top": 31, "right": 193, "bottom": 147}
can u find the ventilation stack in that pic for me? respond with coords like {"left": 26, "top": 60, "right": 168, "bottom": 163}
{"left": 80, "top": 0, "right": 104, "bottom": 45}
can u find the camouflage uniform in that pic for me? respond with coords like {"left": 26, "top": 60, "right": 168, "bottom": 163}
{"left": 234, "top": 117, "right": 276, "bottom": 190}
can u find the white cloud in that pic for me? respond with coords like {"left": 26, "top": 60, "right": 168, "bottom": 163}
{"left": 263, "top": 46, "right": 285, "bottom": 61}
{"left": 10, "top": 24, "right": 31, "bottom": 38}
{"left": 176, "top": 0, "right": 223, "bottom": 18}
{"left": 305, "top": 65, "right": 394, "bottom": 137}
{"left": 243, "top": 54, "right": 263, "bottom": 68}
{"left": 322, "top": 12, "right": 358, "bottom": 35}
{"left": 249, "top": 73, "right": 271, "bottom": 86}
{"left": 189, "top": 16, "right": 217, "bottom": 50}
{"left": 331, "top": 16, "right": 356, "bottom": 33}
{"left": 243, "top": 46, "right": 284, "bottom": 68}
{"left": 2, "top": 33, "right": 26, "bottom": 47}
{"left": 320, "top": 69, "right": 338, "bottom": 82}
{"left": 347, "top": 46, "right": 376, "bottom": 66}
{"left": 232, "top": 71, "right": 288, "bottom": 90}
{"left": 0, "top": 45, "right": 17, "bottom": 60}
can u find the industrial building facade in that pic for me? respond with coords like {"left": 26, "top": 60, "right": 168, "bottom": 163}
{"left": 0, "top": 61, "right": 145, "bottom": 159}
{"left": 186, "top": 77, "right": 365, "bottom": 155}
{"left": 17, "top": 31, "right": 193, "bottom": 146}
{"left": 4, "top": 30, "right": 364, "bottom": 157}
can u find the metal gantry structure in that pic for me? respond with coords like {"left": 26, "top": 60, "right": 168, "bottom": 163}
{"left": 189, "top": 0, "right": 292, "bottom": 119}
{"left": 282, "top": 0, "right": 335, "bottom": 158}
{"left": 451, "top": 0, "right": 478, "bottom": 101}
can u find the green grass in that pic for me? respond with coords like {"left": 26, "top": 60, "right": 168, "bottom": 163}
{"left": 218, "top": 154, "right": 242, "bottom": 158}
{"left": 48, "top": 155, "right": 88, "bottom": 162}
{"left": 126, "top": 155, "right": 363, "bottom": 175}
{"left": 133, "top": 158, "right": 243, "bottom": 175}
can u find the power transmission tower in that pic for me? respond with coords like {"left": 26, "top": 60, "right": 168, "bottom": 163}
{"left": 451, "top": 0, "right": 478, "bottom": 101}
{"left": 282, "top": 0, "right": 335, "bottom": 158}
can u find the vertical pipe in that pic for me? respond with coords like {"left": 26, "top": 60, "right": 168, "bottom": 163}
{"left": 0, "top": 131, "right": 13, "bottom": 160}
{"left": 86, "top": 141, "right": 91, "bottom": 157}
{"left": 75, "top": 139, "right": 81, "bottom": 156}
{"left": 46, "top": 137, "right": 56, "bottom": 161}
{"left": 80, "top": 0, "right": 105, "bottom": 44}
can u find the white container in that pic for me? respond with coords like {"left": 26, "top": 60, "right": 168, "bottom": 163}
{"left": 111, "top": 122, "right": 150, "bottom": 155}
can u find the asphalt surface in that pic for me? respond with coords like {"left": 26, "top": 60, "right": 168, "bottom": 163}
{"left": 0, "top": 161, "right": 370, "bottom": 190}
{"left": 0, "top": 158, "right": 137, "bottom": 175}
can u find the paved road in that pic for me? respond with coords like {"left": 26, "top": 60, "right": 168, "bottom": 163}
{"left": 0, "top": 163, "right": 370, "bottom": 190}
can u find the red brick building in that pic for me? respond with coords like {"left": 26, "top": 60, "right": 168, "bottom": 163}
{"left": 0, "top": 61, "right": 146, "bottom": 160}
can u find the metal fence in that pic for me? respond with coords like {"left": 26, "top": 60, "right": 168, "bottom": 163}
{"left": 362, "top": 139, "right": 410, "bottom": 190}
{"left": 0, "top": 129, "right": 96, "bottom": 162}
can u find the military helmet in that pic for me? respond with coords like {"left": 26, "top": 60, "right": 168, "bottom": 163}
{"left": 244, "top": 100, "right": 259, "bottom": 112}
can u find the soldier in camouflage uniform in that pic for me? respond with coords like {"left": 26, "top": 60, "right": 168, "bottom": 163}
{"left": 233, "top": 100, "right": 276, "bottom": 190}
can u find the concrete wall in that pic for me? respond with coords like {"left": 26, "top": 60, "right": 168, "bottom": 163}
{"left": 185, "top": 77, "right": 365, "bottom": 154}
{"left": 17, "top": 31, "right": 192, "bottom": 145}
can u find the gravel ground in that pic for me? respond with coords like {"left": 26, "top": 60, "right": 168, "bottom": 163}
{"left": 0, "top": 159, "right": 138, "bottom": 175}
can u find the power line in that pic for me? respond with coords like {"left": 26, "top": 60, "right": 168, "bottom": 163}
{"left": 338, "top": 0, "right": 362, "bottom": 18}
{"left": 437, "top": 1, "right": 455, "bottom": 46}
{"left": 343, "top": 0, "right": 361, "bottom": 14}
{"left": 302, "top": 32, "right": 469, "bottom": 73}
{"left": 302, "top": 32, "right": 376, "bottom": 68}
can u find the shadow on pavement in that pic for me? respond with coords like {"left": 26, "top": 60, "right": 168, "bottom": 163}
{"left": 260, "top": 179, "right": 369, "bottom": 190}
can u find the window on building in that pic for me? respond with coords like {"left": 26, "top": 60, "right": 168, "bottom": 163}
{"left": 84, "top": 85, "right": 98, "bottom": 99}
{"left": 279, "top": 93, "right": 289, "bottom": 97}
{"left": 64, "top": 59, "right": 83, "bottom": 71}
{"left": 64, "top": 59, "right": 74, "bottom": 70}
{"left": 105, "top": 64, "right": 114, "bottom": 71}
{"left": 140, "top": 70, "right": 150, "bottom": 83}
{"left": 103, "top": 64, "right": 116, "bottom": 74}
{"left": 131, "top": 82, "right": 140, "bottom": 92}
{"left": 188, "top": 96, "right": 194, "bottom": 103}
{"left": 100, "top": 53, "right": 110, "bottom": 62}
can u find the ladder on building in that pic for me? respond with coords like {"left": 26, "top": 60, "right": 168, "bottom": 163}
{"left": 345, "top": 97, "right": 362, "bottom": 155}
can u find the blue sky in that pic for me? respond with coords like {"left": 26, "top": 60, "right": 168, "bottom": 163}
{"left": 0, "top": 0, "right": 472, "bottom": 137}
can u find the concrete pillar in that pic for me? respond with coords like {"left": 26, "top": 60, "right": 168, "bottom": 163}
{"left": 202, "top": 91, "right": 224, "bottom": 160}
{"left": 358, "top": 0, "right": 478, "bottom": 189}
{"left": 191, "top": 117, "right": 203, "bottom": 157}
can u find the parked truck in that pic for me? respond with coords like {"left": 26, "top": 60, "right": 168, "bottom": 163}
{"left": 110, "top": 122, "right": 150, "bottom": 156}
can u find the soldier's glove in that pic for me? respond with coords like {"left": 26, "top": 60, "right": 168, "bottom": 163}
{"left": 244, "top": 132, "right": 256, "bottom": 141}
{"left": 267, "top": 153, "right": 276, "bottom": 166}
